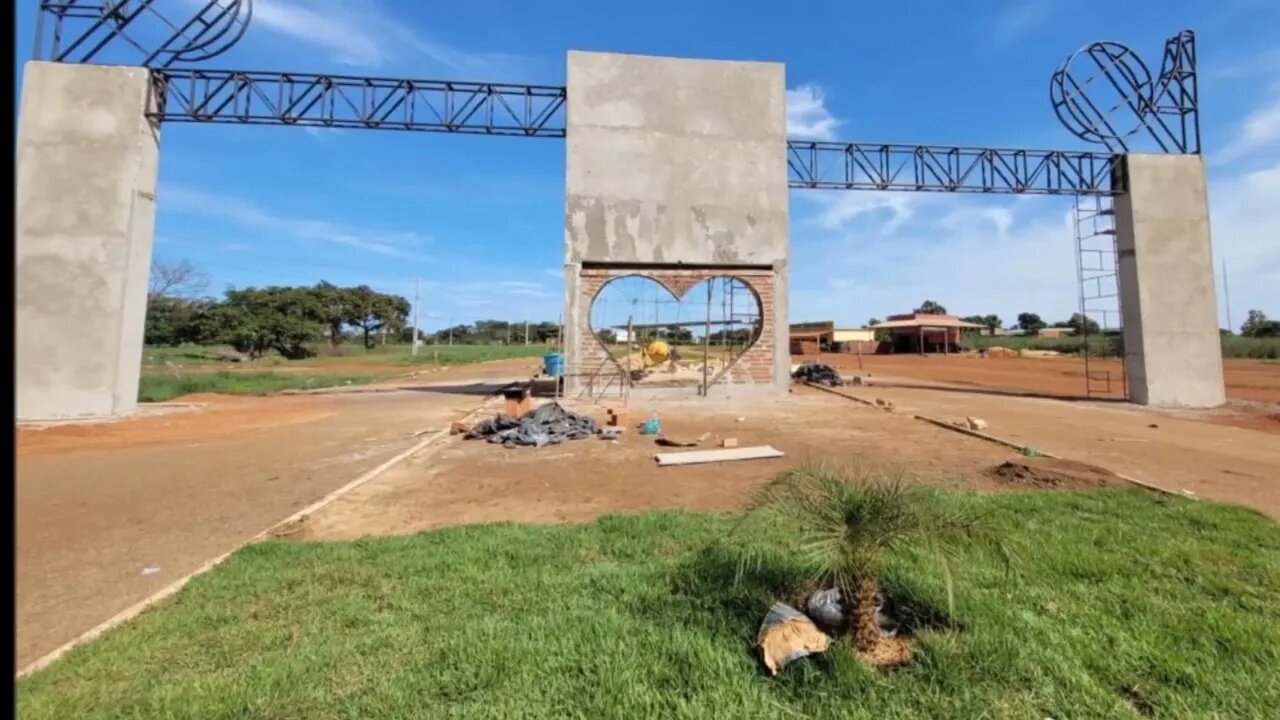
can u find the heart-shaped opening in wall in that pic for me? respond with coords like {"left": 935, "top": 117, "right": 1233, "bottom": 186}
{"left": 589, "top": 275, "right": 763, "bottom": 388}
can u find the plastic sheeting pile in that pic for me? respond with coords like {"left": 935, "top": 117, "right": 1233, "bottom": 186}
{"left": 791, "top": 363, "right": 845, "bottom": 387}
{"left": 465, "top": 402, "right": 599, "bottom": 448}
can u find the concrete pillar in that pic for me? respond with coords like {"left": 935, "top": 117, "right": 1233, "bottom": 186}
{"left": 16, "top": 61, "right": 161, "bottom": 420}
{"left": 562, "top": 50, "right": 789, "bottom": 397}
{"left": 1115, "top": 154, "right": 1226, "bottom": 408}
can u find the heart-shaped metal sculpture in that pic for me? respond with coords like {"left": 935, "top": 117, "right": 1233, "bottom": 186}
{"left": 1050, "top": 30, "right": 1199, "bottom": 154}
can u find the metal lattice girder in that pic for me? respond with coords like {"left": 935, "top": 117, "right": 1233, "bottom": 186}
{"left": 151, "top": 69, "right": 568, "bottom": 137}
{"left": 149, "top": 68, "right": 1122, "bottom": 194}
{"left": 785, "top": 141, "right": 1122, "bottom": 195}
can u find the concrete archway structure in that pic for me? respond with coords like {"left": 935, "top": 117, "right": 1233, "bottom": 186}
{"left": 14, "top": 48, "right": 1227, "bottom": 418}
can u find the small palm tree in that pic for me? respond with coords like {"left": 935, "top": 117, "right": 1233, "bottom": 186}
{"left": 738, "top": 461, "right": 1011, "bottom": 652}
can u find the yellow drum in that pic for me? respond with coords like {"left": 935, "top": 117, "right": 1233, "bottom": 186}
{"left": 644, "top": 339, "right": 671, "bottom": 364}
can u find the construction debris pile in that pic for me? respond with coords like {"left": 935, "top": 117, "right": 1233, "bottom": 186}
{"left": 791, "top": 363, "right": 845, "bottom": 387}
{"left": 464, "top": 402, "right": 599, "bottom": 448}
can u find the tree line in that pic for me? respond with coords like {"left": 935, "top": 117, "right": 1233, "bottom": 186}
{"left": 146, "top": 261, "right": 412, "bottom": 359}
{"left": 430, "top": 319, "right": 562, "bottom": 345}
{"left": 896, "top": 299, "right": 1279, "bottom": 338}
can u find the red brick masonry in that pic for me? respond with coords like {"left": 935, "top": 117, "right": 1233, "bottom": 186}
{"left": 577, "top": 266, "right": 777, "bottom": 387}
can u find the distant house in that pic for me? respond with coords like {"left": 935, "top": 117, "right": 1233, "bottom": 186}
{"left": 789, "top": 322, "right": 882, "bottom": 355}
{"left": 870, "top": 312, "right": 985, "bottom": 354}
{"left": 833, "top": 328, "right": 875, "bottom": 344}
{"left": 994, "top": 327, "right": 1074, "bottom": 339}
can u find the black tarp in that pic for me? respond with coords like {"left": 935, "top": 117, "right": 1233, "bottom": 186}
{"left": 791, "top": 363, "right": 845, "bottom": 386}
{"left": 464, "top": 402, "right": 599, "bottom": 448}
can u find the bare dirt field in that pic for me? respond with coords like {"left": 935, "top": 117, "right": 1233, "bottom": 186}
{"left": 295, "top": 388, "right": 1026, "bottom": 541}
{"left": 814, "top": 353, "right": 1280, "bottom": 433}
{"left": 812, "top": 381, "right": 1280, "bottom": 518}
{"left": 815, "top": 353, "right": 1280, "bottom": 403}
{"left": 14, "top": 358, "right": 538, "bottom": 668}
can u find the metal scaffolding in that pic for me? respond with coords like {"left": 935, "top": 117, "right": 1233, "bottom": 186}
{"left": 1073, "top": 195, "right": 1127, "bottom": 399}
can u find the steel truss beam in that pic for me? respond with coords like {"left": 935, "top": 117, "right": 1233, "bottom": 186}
{"left": 785, "top": 141, "right": 1120, "bottom": 195}
{"left": 150, "top": 68, "right": 1121, "bottom": 194}
{"left": 151, "top": 69, "right": 568, "bottom": 137}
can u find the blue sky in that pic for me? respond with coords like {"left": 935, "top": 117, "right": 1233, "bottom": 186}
{"left": 14, "top": 0, "right": 1280, "bottom": 331}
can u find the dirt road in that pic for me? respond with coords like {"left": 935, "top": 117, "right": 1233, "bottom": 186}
{"left": 14, "top": 359, "right": 537, "bottom": 669}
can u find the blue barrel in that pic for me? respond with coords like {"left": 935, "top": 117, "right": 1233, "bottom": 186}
{"left": 543, "top": 352, "right": 565, "bottom": 377}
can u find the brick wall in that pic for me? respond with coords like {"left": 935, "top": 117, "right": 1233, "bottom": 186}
{"left": 577, "top": 266, "right": 777, "bottom": 387}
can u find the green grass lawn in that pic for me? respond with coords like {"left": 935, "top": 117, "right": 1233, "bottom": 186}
{"left": 137, "top": 371, "right": 398, "bottom": 402}
{"left": 137, "top": 343, "right": 550, "bottom": 401}
{"left": 18, "top": 489, "right": 1280, "bottom": 719}
{"left": 144, "top": 342, "right": 552, "bottom": 368}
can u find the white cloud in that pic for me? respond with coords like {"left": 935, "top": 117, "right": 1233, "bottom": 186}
{"left": 802, "top": 190, "right": 919, "bottom": 234}
{"left": 251, "top": 0, "right": 386, "bottom": 66}
{"left": 1215, "top": 95, "right": 1280, "bottom": 165}
{"left": 790, "top": 191, "right": 1079, "bottom": 326}
{"left": 992, "top": 1, "right": 1054, "bottom": 42}
{"left": 419, "top": 279, "right": 559, "bottom": 320}
{"left": 1207, "top": 47, "right": 1280, "bottom": 80}
{"left": 786, "top": 85, "right": 841, "bottom": 141}
{"left": 160, "top": 185, "right": 432, "bottom": 260}
{"left": 302, "top": 126, "right": 342, "bottom": 141}
{"left": 789, "top": 160, "right": 1280, "bottom": 332}
{"left": 245, "top": 0, "right": 521, "bottom": 73}
{"left": 1209, "top": 161, "right": 1280, "bottom": 327}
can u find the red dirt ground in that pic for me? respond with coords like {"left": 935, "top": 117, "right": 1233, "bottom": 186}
{"left": 296, "top": 389, "right": 1023, "bottom": 541}
{"left": 811, "top": 353, "right": 1280, "bottom": 433}
{"left": 812, "top": 353, "right": 1280, "bottom": 404}
{"left": 14, "top": 358, "right": 537, "bottom": 668}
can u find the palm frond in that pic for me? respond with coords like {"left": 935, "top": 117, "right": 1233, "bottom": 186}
{"left": 738, "top": 459, "right": 1015, "bottom": 602}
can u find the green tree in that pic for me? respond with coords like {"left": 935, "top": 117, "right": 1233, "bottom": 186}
{"left": 1016, "top": 312, "right": 1046, "bottom": 336}
{"left": 740, "top": 463, "right": 1011, "bottom": 652}
{"left": 311, "top": 281, "right": 352, "bottom": 347}
{"left": 344, "top": 285, "right": 411, "bottom": 349}
{"left": 866, "top": 318, "right": 890, "bottom": 342}
{"left": 1241, "top": 309, "right": 1279, "bottom": 338}
{"left": 1067, "top": 312, "right": 1101, "bottom": 336}
{"left": 145, "top": 258, "right": 213, "bottom": 346}
{"left": 959, "top": 315, "right": 986, "bottom": 336}
{"left": 661, "top": 325, "right": 695, "bottom": 344}
{"left": 915, "top": 300, "right": 947, "bottom": 315}
{"left": 216, "top": 286, "right": 325, "bottom": 359}
{"left": 145, "top": 295, "right": 202, "bottom": 346}
{"left": 981, "top": 314, "right": 1002, "bottom": 334}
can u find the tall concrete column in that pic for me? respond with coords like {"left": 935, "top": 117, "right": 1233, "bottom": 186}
{"left": 16, "top": 62, "right": 161, "bottom": 420}
{"left": 1115, "top": 153, "right": 1226, "bottom": 408}
{"left": 562, "top": 50, "right": 790, "bottom": 397}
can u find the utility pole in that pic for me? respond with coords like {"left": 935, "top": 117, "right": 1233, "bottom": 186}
{"left": 1223, "top": 259, "right": 1233, "bottom": 332}
{"left": 411, "top": 278, "right": 421, "bottom": 357}
{"left": 524, "top": 319, "right": 529, "bottom": 346}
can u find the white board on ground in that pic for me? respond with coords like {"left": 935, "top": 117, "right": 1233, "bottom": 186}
{"left": 654, "top": 445, "right": 785, "bottom": 467}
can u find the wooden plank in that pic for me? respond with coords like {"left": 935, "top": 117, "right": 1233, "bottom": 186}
{"left": 654, "top": 445, "right": 784, "bottom": 467}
